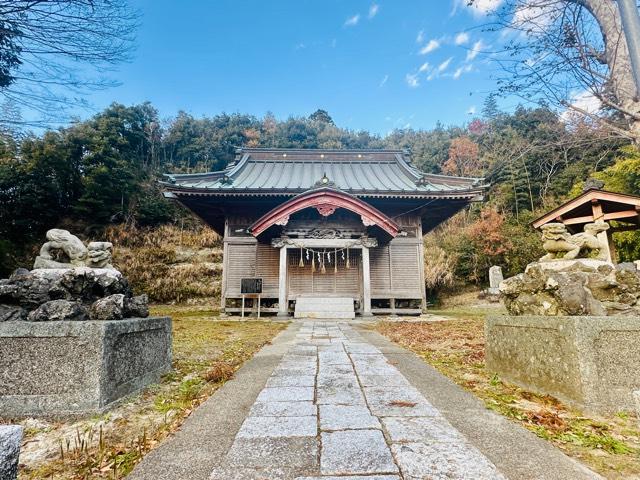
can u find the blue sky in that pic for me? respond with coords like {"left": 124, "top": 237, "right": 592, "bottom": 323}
{"left": 81, "top": 0, "right": 509, "bottom": 134}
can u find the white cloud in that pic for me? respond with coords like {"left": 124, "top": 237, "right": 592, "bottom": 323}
{"left": 455, "top": 32, "right": 470, "bottom": 45}
{"left": 561, "top": 90, "right": 602, "bottom": 122}
{"left": 453, "top": 63, "right": 473, "bottom": 79}
{"left": 368, "top": 4, "right": 379, "bottom": 19}
{"left": 453, "top": 0, "right": 502, "bottom": 17}
{"left": 419, "top": 39, "right": 440, "bottom": 55}
{"left": 512, "top": 2, "right": 558, "bottom": 36}
{"left": 467, "top": 106, "right": 477, "bottom": 115}
{"left": 466, "top": 39, "right": 485, "bottom": 61}
{"left": 416, "top": 30, "right": 425, "bottom": 44}
{"left": 418, "top": 62, "right": 430, "bottom": 73}
{"left": 438, "top": 57, "right": 453, "bottom": 72}
{"left": 428, "top": 57, "right": 454, "bottom": 81}
{"left": 379, "top": 74, "right": 389, "bottom": 87}
{"left": 344, "top": 14, "right": 360, "bottom": 27}
{"left": 406, "top": 73, "right": 420, "bottom": 88}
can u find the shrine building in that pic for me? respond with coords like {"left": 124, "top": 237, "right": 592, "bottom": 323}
{"left": 163, "top": 148, "right": 485, "bottom": 317}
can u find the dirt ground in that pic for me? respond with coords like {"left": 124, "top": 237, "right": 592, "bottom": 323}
{"left": 376, "top": 303, "right": 640, "bottom": 480}
{"left": 8, "top": 307, "right": 286, "bottom": 480}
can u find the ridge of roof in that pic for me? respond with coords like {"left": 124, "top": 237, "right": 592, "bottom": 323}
{"left": 237, "top": 147, "right": 407, "bottom": 154}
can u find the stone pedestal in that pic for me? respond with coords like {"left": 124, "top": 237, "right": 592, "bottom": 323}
{"left": 486, "top": 315, "right": 640, "bottom": 414}
{"left": 0, "top": 317, "right": 172, "bottom": 418}
{"left": 0, "top": 425, "right": 22, "bottom": 480}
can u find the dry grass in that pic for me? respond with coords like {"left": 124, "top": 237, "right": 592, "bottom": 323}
{"left": 105, "top": 224, "right": 223, "bottom": 303}
{"left": 15, "top": 307, "right": 287, "bottom": 480}
{"left": 105, "top": 224, "right": 221, "bottom": 250}
{"left": 376, "top": 314, "right": 640, "bottom": 479}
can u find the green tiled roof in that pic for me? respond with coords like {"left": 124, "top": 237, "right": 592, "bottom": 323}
{"left": 163, "top": 148, "right": 485, "bottom": 199}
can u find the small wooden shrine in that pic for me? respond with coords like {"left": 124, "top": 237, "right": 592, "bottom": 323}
{"left": 163, "top": 148, "right": 485, "bottom": 316}
{"left": 532, "top": 188, "right": 640, "bottom": 262}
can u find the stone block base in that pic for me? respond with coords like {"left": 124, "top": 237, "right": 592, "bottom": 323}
{"left": 0, "top": 317, "right": 172, "bottom": 418}
{"left": 486, "top": 315, "right": 640, "bottom": 415}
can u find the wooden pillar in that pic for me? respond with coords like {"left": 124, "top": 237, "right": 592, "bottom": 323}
{"left": 278, "top": 246, "right": 288, "bottom": 317}
{"left": 591, "top": 200, "right": 613, "bottom": 263}
{"left": 362, "top": 246, "right": 372, "bottom": 316}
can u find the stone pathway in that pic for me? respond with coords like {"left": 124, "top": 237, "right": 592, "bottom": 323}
{"left": 210, "top": 321, "right": 506, "bottom": 480}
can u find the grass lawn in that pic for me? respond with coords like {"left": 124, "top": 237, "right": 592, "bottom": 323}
{"left": 15, "top": 306, "right": 287, "bottom": 480}
{"left": 376, "top": 308, "right": 640, "bottom": 480}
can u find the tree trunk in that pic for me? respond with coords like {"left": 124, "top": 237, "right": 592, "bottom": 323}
{"left": 583, "top": 0, "right": 640, "bottom": 138}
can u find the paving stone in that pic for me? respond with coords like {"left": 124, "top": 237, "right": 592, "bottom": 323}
{"left": 250, "top": 401, "right": 316, "bottom": 417}
{"left": 280, "top": 357, "right": 317, "bottom": 367}
{"left": 317, "top": 373, "right": 359, "bottom": 389}
{"left": 255, "top": 387, "right": 314, "bottom": 402}
{"left": 317, "top": 344, "right": 344, "bottom": 352}
{"left": 273, "top": 364, "right": 317, "bottom": 376}
{"left": 237, "top": 416, "right": 317, "bottom": 438}
{"left": 368, "top": 398, "right": 439, "bottom": 417}
{"left": 350, "top": 359, "right": 398, "bottom": 376}
{"left": 364, "top": 386, "right": 440, "bottom": 417}
{"left": 319, "top": 351, "right": 351, "bottom": 364}
{"left": 344, "top": 343, "right": 381, "bottom": 354}
{"left": 320, "top": 405, "right": 381, "bottom": 431}
{"left": 225, "top": 437, "right": 318, "bottom": 469}
{"left": 391, "top": 442, "right": 506, "bottom": 480}
{"left": 381, "top": 416, "right": 465, "bottom": 443}
{"left": 288, "top": 346, "right": 317, "bottom": 356}
{"left": 358, "top": 374, "right": 411, "bottom": 387}
{"left": 320, "top": 430, "right": 398, "bottom": 475}
{"left": 318, "top": 363, "right": 355, "bottom": 375}
{"left": 210, "top": 466, "right": 299, "bottom": 480}
{"left": 317, "top": 384, "right": 365, "bottom": 405}
{"left": 265, "top": 374, "right": 316, "bottom": 387}
{"left": 296, "top": 476, "right": 400, "bottom": 480}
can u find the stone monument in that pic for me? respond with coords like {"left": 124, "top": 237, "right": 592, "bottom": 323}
{"left": 486, "top": 220, "right": 640, "bottom": 414}
{"left": 0, "top": 229, "right": 172, "bottom": 417}
{"left": 488, "top": 266, "right": 504, "bottom": 295}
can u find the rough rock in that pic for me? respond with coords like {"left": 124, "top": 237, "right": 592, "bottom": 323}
{"left": 27, "top": 300, "right": 88, "bottom": 322}
{"left": 0, "top": 266, "right": 148, "bottom": 321}
{"left": 500, "top": 260, "right": 640, "bottom": 316}
{"left": 0, "top": 425, "right": 23, "bottom": 480}
{"left": 0, "top": 305, "right": 26, "bottom": 322}
{"left": 90, "top": 294, "right": 125, "bottom": 320}
{"left": 124, "top": 294, "right": 149, "bottom": 318}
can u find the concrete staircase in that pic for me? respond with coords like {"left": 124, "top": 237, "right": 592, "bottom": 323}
{"left": 294, "top": 297, "right": 356, "bottom": 319}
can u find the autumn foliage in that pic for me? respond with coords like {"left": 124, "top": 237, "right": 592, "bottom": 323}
{"left": 442, "top": 136, "right": 481, "bottom": 177}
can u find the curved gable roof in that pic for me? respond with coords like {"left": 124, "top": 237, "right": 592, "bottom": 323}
{"left": 249, "top": 187, "right": 401, "bottom": 237}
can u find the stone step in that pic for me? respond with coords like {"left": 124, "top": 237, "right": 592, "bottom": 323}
{"left": 295, "top": 303, "right": 355, "bottom": 312}
{"left": 294, "top": 296, "right": 355, "bottom": 320}
{"left": 294, "top": 311, "right": 355, "bottom": 319}
{"left": 295, "top": 297, "right": 354, "bottom": 306}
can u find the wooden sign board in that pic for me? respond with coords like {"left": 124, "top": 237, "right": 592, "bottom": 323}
{"left": 241, "top": 278, "right": 263, "bottom": 295}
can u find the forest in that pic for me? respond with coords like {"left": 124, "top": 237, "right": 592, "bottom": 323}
{"left": 1, "top": 100, "right": 637, "bottom": 297}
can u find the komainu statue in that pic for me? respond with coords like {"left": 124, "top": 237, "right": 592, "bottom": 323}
{"left": 34, "top": 229, "right": 114, "bottom": 269}
{"left": 540, "top": 221, "right": 610, "bottom": 262}
{"left": 87, "top": 242, "right": 114, "bottom": 268}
